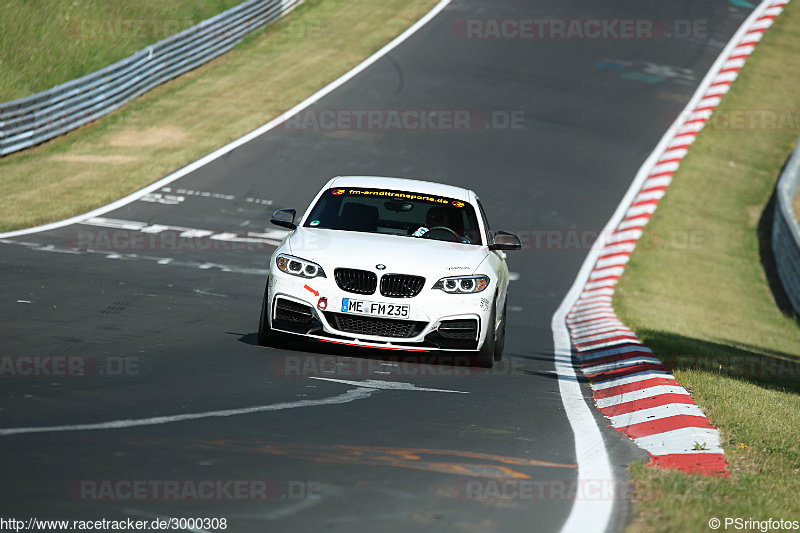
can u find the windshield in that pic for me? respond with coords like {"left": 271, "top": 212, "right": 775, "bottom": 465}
{"left": 303, "top": 187, "right": 483, "bottom": 245}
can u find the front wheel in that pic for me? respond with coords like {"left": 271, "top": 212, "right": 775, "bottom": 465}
{"left": 476, "top": 303, "right": 496, "bottom": 368}
{"left": 494, "top": 299, "right": 507, "bottom": 361}
{"left": 258, "top": 283, "right": 281, "bottom": 347}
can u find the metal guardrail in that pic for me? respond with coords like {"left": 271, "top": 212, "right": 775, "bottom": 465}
{"left": 0, "top": 0, "right": 301, "bottom": 156}
{"left": 773, "top": 132, "right": 800, "bottom": 316}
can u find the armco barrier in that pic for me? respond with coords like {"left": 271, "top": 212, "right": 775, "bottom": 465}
{"left": 773, "top": 132, "right": 800, "bottom": 316}
{"left": 0, "top": 0, "right": 301, "bottom": 156}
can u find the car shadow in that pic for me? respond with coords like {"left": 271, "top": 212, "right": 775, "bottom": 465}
{"left": 232, "top": 330, "right": 490, "bottom": 370}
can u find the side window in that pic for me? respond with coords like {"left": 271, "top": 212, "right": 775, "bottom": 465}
{"left": 476, "top": 198, "right": 493, "bottom": 245}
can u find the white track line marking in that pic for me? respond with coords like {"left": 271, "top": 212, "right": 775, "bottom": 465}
{"left": 152, "top": 187, "right": 275, "bottom": 206}
{"left": 552, "top": 318, "right": 616, "bottom": 533}
{"left": 0, "top": 388, "right": 376, "bottom": 437}
{"left": 0, "top": 0, "right": 453, "bottom": 240}
{"left": 83, "top": 217, "right": 288, "bottom": 244}
{"left": 310, "top": 377, "right": 468, "bottom": 394}
{"left": 140, "top": 193, "right": 185, "bottom": 205}
{"left": 0, "top": 239, "right": 270, "bottom": 276}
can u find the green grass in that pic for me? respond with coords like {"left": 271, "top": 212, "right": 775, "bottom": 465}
{"left": 0, "top": 0, "right": 439, "bottom": 231}
{"left": 0, "top": 0, "right": 246, "bottom": 101}
{"left": 614, "top": 3, "right": 800, "bottom": 531}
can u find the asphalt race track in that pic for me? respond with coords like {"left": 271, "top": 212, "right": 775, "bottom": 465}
{"left": 0, "top": 1, "right": 754, "bottom": 531}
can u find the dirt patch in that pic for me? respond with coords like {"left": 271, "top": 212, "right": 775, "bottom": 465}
{"left": 49, "top": 154, "right": 140, "bottom": 164}
{"left": 106, "top": 126, "right": 189, "bottom": 148}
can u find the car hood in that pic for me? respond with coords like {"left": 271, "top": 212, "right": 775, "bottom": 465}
{"left": 286, "top": 228, "right": 489, "bottom": 276}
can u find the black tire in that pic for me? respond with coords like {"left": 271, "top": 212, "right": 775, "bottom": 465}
{"left": 494, "top": 299, "right": 507, "bottom": 362}
{"left": 258, "top": 283, "right": 279, "bottom": 347}
{"left": 477, "top": 303, "right": 496, "bottom": 368}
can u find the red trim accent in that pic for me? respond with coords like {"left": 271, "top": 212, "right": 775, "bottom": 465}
{"left": 640, "top": 184, "right": 671, "bottom": 194}
{"left": 683, "top": 118, "right": 708, "bottom": 127}
{"left": 663, "top": 143, "right": 691, "bottom": 152}
{"left": 592, "top": 378, "right": 676, "bottom": 400}
{"left": 595, "top": 250, "right": 632, "bottom": 262}
{"left": 617, "top": 414, "right": 715, "bottom": 439}
{"left": 576, "top": 341, "right": 645, "bottom": 356}
{"left": 694, "top": 105, "right": 718, "bottom": 113}
{"left": 580, "top": 350, "right": 657, "bottom": 368}
{"left": 648, "top": 454, "right": 729, "bottom": 477}
{"left": 574, "top": 329, "right": 635, "bottom": 343}
{"left": 629, "top": 198, "right": 661, "bottom": 209}
{"left": 586, "top": 275, "right": 622, "bottom": 284}
{"left": 647, "top": 171, "right": 676, "bottom": 180}
{"left": 574, "top": 334, "right": 639, "bottom": 350}
{"left": 583, "top": 363, "right": 669, "bottom": 383}
{"left": 600, "top": 394, "right": 696, "bottom": 418}
{"left": 316, "top": 338, "right": 431, "bottom": 352}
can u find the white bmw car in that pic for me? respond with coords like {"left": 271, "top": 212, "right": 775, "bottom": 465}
{"left": 258, "top": 176, "right": 521, "bottom": 367}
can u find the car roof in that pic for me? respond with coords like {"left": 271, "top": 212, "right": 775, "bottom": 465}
{"left": 326, "top": 176, "right": 474, "bottom": 203}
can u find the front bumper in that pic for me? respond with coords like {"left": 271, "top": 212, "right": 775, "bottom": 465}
{"left": 267, "top": 271, "right": 493, "bottom": 351}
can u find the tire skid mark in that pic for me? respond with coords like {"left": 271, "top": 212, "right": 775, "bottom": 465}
{"left": 123, "top": 437, "right": 576, "bottom": 480}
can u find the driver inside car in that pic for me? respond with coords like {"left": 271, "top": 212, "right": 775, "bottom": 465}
{"left": 412, "top": 206, "right": 468, "bottom": 242}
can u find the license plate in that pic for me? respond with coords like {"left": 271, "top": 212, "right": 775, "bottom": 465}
{"left": 341, "top": 298, "right": 410, "bottom": 319}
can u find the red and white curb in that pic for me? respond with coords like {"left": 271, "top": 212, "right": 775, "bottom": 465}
{"left": 565, "top": 0, "right": 789, "bottom": 477}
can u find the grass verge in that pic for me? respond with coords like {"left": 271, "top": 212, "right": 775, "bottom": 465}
{"left": 0, "top": 0, "right": 245, "bottom": 100}
{"left": 614, "top": 3, "right": 800, "bottom": 532}
{"left": 0, "top": 0, "right": 438, "bottom": 232}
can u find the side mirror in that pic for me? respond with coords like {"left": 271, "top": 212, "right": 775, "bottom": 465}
{"left": 270, "top": 209, "right": 297, "bottom": 230}
{"left": 489, "top": 230, "right": 522, "bottom": 251}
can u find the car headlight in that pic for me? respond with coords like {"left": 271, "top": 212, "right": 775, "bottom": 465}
{"left": 433, "top": 275, "right": 489, "bottom": 294}
{"left": 275, "top": 254, "right": 326, "bottom": 279}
